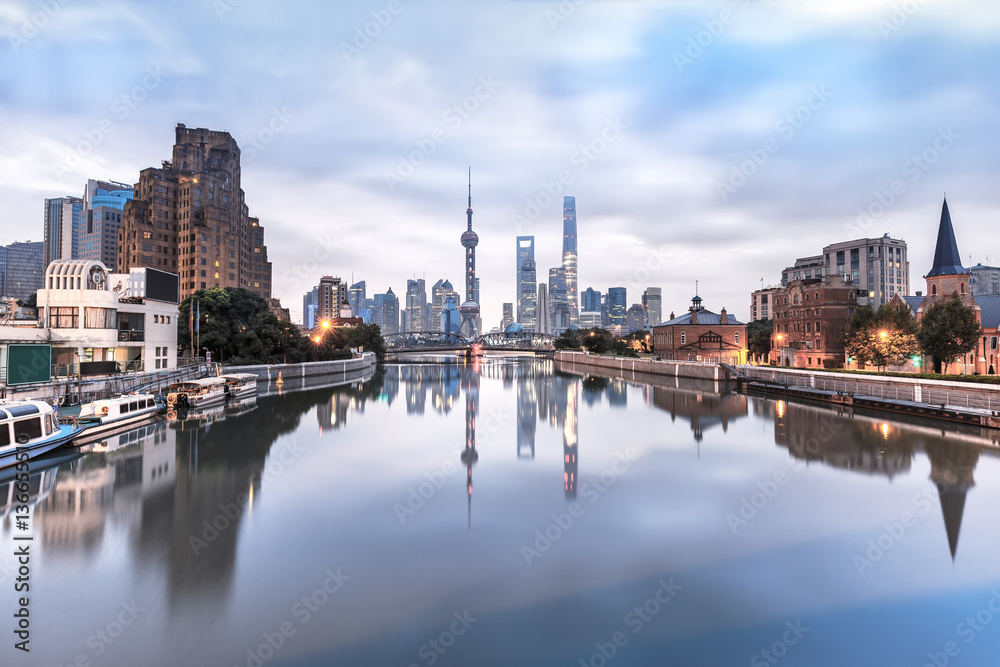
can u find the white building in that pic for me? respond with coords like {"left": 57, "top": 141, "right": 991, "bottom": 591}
{"left": 0, "top": 260, "right": 179, "bottom": 376}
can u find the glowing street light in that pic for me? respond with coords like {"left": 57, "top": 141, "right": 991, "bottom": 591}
{"left": 321, "top": 320, "right": 331, "bottom": 330}
{"left": 879, "top": 330, "right": 888, "bottom": 339}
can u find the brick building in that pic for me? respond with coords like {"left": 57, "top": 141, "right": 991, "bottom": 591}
{"left": 652, "top": 296, "right": 747, "bottom": 364}
{"left": 770, "top": 274, "right": 859, "bottom": 368}
{"left": 117, "top": 124, "right": 272, "bottom": 301}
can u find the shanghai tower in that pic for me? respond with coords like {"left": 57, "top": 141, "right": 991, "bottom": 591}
{"left": 562, "top": 196, "right": 579, "bottom": 325}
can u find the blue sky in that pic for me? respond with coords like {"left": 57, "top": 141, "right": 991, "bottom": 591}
{"left": 2, "top": 0, "right": 999, "bottom": 324}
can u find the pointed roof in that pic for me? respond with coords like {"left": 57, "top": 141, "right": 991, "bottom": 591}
{"left": 926, "top": 199, "right": 968, "bottom": 277}
{"left": 937, "top": 484, "right": 968, "bottom": 560}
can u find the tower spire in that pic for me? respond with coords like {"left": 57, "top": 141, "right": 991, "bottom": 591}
{"left": 927, "top": 197, "right": 967, "bottom": 277}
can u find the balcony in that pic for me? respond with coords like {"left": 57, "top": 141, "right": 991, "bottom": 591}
{"left": 118, "top": 330, "right": 145, "bottom": 342}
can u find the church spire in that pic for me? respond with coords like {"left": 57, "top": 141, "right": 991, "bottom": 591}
{"left": 927, "top": 198, "right": 968, "bottom": 277}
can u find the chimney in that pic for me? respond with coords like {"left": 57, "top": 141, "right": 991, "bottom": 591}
{"left": 720, "top": 306, "right": 727, "bottom": 324}
{"left": 669, "top": 311, "right": 675, "bottom": 321}
{"left": 690, "top": 307, "right": 698, "bottom": 325}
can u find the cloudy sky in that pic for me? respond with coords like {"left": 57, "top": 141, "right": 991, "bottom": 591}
{"left": 2, "top": 0, "right": 999, "bottom": 325}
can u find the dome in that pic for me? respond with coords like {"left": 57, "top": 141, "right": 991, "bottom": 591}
{"left": 504, "top": 322, "right": 524, "bottom": 333}
{"left": 461, "top": 229, "right": 479, "bottom": 247}
{"left": 567, "top": 323, "right": 581, "bottom": 331}
{"left": 692, "top": 295, "right": 702, "bottom": 302}
{"left": 459, "top": 300, "right": 480, "bottom": 313}
{"left": 441, "top": 279, "right": 453, "bottom": 290}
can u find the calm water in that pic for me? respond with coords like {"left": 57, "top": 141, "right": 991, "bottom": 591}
{"left": 4, "top": 355, "right": 1000, "bottom": 667}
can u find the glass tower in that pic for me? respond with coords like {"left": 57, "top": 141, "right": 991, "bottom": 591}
{"left": 562, "top": 196, "right": 579, "bottom": 325}
{"left": 516, "top": 236, "right": 537, "bottom": 331}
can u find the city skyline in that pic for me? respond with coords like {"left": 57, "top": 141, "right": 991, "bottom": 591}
{"left": 4, "top": 2, "right": 999, "bottom": 324}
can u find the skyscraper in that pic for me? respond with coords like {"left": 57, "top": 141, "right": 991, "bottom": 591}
{"left": 606, "top": 287, "right": 627, "bottom": 332}
{"left": 374, "top": 288, "right": 400, "bottom": 335}
{"left": 516, "top": 236, "right": 537, "bottom": 330}
{"left": 642, "top": 287, "right": 662, "bottom": 326}
{"left": 549, "top": 267, "right": 569, "bottom": 333}
{"left": 582, "top": 287, "right": 601, "bottom": 312}
{"left": 2, "top": 241, "right": 44, "bottom": 301}
{"left": 43, "top": 196, "right": 83, "bottom": 268}
{"left": 536, "top": 283, "right": 551, "bottom": 334}
{"left": 562, "top": 196, "right": 579, "bottom": 325}
{"left": 500, "top": 302, "right": 514, "bottom": 331}
{"left": 302, "top": 286, "right": 318, "bottom": 329}
{"left": 348, "top": 280, "right": 366, "bottom": 318}
{"left": 117, "top": 123, "right": 272, "bottom": 300}
{"left": 431, "top": 279, "right": 459, "bottom": 332}
{"left": 459, "top": 169, "right": 480, "bottom": 338}
{"left": 79, "top": 179, "right": 134, "bottom": 267}
{"left": 317, "top": 276, "right": 348, "bottom": 324}
{"left": 406, "top": 278, "right": 427, "bottom": 331}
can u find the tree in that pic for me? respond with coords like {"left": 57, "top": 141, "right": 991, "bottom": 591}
{"left": 554, "top": 328, "right": 581, "bottom": 350}
{"left": 179, "top": 288, "right": 311, "bottom": 365}
{"left": 580, "top": 327, "right": 613, "bottom": 354}
{"left": 625, "top": 329, "right": 652, "bottom": 353}
{"left": 340, "top": 323, "right": 387, "bottom": 361}
{"left": 747, "top": 319, "right": 773, "bottom": 362}
{"left": 916, "top": 292, "right": 983, "bottom": 374}
{"left": 842, "top": 301, "right": 919, "bottom": 370}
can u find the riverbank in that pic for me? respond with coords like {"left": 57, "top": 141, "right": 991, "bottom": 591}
{"left": 554, "top": 350, "right": 734, "bottom": 382}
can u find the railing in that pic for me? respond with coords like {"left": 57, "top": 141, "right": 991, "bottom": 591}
{"left": 117, "top": 330, "right": 145, "bottom": 342}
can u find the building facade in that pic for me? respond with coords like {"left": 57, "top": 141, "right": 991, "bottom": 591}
{"left": 626, "top": 304, "right": 648, "bottom": 332}
{"left": 2, "top": 241, "right": 44, "bottom": 301}
{"left": 317, "top": 276, "right": 349, "bottom": 324}
{"left": 516, "top": 236, "right": 536, "bottom": 331}
{"left": 781, "top": 236, "right": 908, "bottom": 308}
{"left": 43, "top": 196, "right": 83, "bottom": 268}
{"left": 117, "top": 123, "right": 272, "bottom": 301}
{"left": 605, "top": 287, "right": 627, "bottom": 332}
{"left": 562, "top": 196, "right": 579, "bottom": 325}
{"left": 652, "top": 296, "right": 747, "bottom": 364}
{"left": 770, "top": 275, "right": 858, "bottom": 368}
{"left": 79, "top": 179, "right": 134, "bottom": 267}
{"left": 642, "top": 287, "right": 662, "bottom": 326}
{"left": 373, "top": 288, "right": 400, "bottom": 335}
{"left": 969, "top": 263, "right": 1000, "bottom": 296}
{"left": 749, "top": 286, "right": 780, "bottom": 322}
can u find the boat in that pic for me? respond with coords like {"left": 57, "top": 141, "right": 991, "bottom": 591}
{"left": 0, "top": 400, "right": 83, "bottom": 469}
{"left": 70, "top": 393, "right": 163, "bottom": 443}
{"left": 89, "top": 420, "right": 164, "bottom": 454}
{"left": 166, "top": 403, "right": 227, "bottom": 430}
{"left": 166, "top": 377, "right": 227, "bottom": 408}
{"left": 220, "top": 373, "right": 259, "bottom": 400}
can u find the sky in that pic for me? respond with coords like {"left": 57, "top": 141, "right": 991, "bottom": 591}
{"left": 3, "top": 0, "right": 1000, "bottom": 326}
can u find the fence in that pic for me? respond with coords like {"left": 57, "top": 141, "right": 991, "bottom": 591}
{"left": 738, "top": 365, "right": 1000, "bottom": 413}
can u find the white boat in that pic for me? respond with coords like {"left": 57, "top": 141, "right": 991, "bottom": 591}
{"left": 71, "top": 393, "right": 163, "bottom": 443}
{"left": 166, "top": 377, "right": 227, "bottom": 408}
{"left": 220, "top": 373, "right": 259, "bottom": 400}
{"left": 0, "top": 400, "right": 83, "bottom": 469}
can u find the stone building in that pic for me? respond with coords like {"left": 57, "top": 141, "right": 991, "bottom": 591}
{"left": 652, "top": 296, "right": 747, "bottom": 364}
{"left": 117, "top": 124, "right": 272, "bottom": 301}
{"left": 769, "top": 274, "right": 858, "bottom": 368}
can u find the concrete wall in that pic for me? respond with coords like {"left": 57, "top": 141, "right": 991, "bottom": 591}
{"left": 554, "top": 351, "right": 727, "bottom": 381}
{"left": 226, "top": 352, "right": 377, "bottom": 383}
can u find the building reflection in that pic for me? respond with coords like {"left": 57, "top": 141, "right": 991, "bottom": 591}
{"left": 651, "top": 387, "right": 747, "bottom": 443}
{"left": 516, "top": 362, "right": 537, "bottom": 459}
{"left": 768, "top": 398, "right": 990, "bottom": 559}
{"left": 460, "top": 357, "right": 480, "bottom": 529}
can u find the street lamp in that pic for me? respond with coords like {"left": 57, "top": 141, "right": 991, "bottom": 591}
{"left": 879, "top": 330, "right": 888, "bottom": 339}
{"left": 321, "top": 320, "right": 331, "bottom": 330}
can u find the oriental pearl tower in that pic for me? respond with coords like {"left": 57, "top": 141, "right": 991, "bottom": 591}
{"left": 459, "top": 168, "right": 481, "bottom": 339}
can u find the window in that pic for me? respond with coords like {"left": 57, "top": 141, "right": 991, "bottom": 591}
{"left": 992, "top": 337, "right": 998, "bottom": 350}
{"left": 735, "top": 333, "right": 740, "bottom": 345}
{"left": 681, "top": 332, "right": 686, "bottom": 345}
{"left": 13, "top": 418, "right": 42, "bottom": 443}
{"left": 84, "top": 307, "right": 116, "bottom": 329}
{"left": 50, "top": 307, "right": 79, "bottom": 328}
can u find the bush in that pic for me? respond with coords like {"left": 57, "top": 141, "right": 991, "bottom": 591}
{"left": 822, "top": 359, "right": 843, "bottom": 369}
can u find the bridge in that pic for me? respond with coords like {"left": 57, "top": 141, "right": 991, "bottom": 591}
{"left": 384, "top": 330, "right": 557, "bottom": 354}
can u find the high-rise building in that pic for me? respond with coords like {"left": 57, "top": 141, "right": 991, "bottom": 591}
{"left": 431, "top": 279, "right": 459, "bottom": 332}
{"left": 302, "top": 286, "right": 318, "bottom": 329}
{"left": 562, "top": 196, "right": 579, "bottom": 325}
{"left": 441, "top": 295, "right": 461, "bottom": 334}
{"left": 536, "top": 283, "right": 551, "bottom": 334}
{"left": 626, "top": 304, "right": 648, "bottom": 332}
{"left": 317, "top": 276, "right": 348, "bottom": 324}
{"left": 548, "top": 267, "right": 569, "bottom": 333}
{"left": 642, "top": 287, "right": 662, "bottom": 326}
{"left": 459, "top": 170, "right": 480, "bottom": 338}
{"left": 606, "top": 287, "right": 627, "bottom": 331}
{"left": 406, "top": 278, "right": 427, "bottom": 331}
{"left": 43, "top": 196, "right": 83, "bottom": 268}
{"left": 2, "top": 241, "right": 44, "bottom": 301}
{"left": 516, "top": 236, "right": 537, "bottom": 330}
{"left": 79, "top": 179, "right": 134, "bottom": 267}
{"left": 374, "top": 288, "right": 400, "bottom": 335}
{"left": 500, "top": 302, "right": 514, "bottom": 331}
{"left": 969, "top": 264, "right": 1000, "bottom": 296}
{"left": 582, "top": 287, "right": 601, "bottom": 313}
{"left": 117, "top": 123, "right": 272, "bottom": 300}
{"left": 749, "top": 286, "right": 780, "bottom": 322}
{"left": 348, "top": 280, "right": 366, "bottom": 317}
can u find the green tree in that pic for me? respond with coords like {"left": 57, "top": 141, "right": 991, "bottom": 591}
{"left": 842, "top": 301, "right": 919, "bottom": 370}
{"left": 554, "top": 328, "right": 581, "bottom": 350}
{"left": 179, "top": 288, "right": 310, "bottom": 364}
{"left": 579, "top": 327, "right": 613, "bottom": 354}
{"left": 747, "top": 319, "right": 773, "bottom": 362}
{"left": 340, "top": 323, "right": 387, "bottom": 361}
{"left": 916, "top": 292, "right": 983, "bottom": 374}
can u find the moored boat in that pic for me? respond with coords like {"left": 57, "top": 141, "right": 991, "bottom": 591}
{"left": 220, "top": 373, "right": 259, "bottom": 400}
{"left": 166, "top": 377, "right": 227, "bottom": 408}
{"left": 70, "top": 393, "right": 163, "bottom": 443}
{"left": 0, "top": 400, "right": 83, "bottom": 469}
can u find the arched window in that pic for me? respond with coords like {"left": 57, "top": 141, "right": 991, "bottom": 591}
{"left": 931, "top": 284, "right": 938, "bottom": 295}
{"left": 960, "top": 282, "right": 966, "bottom": 294}
{"left": 849, "top": 292, "right": 856, "bottom": 301}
